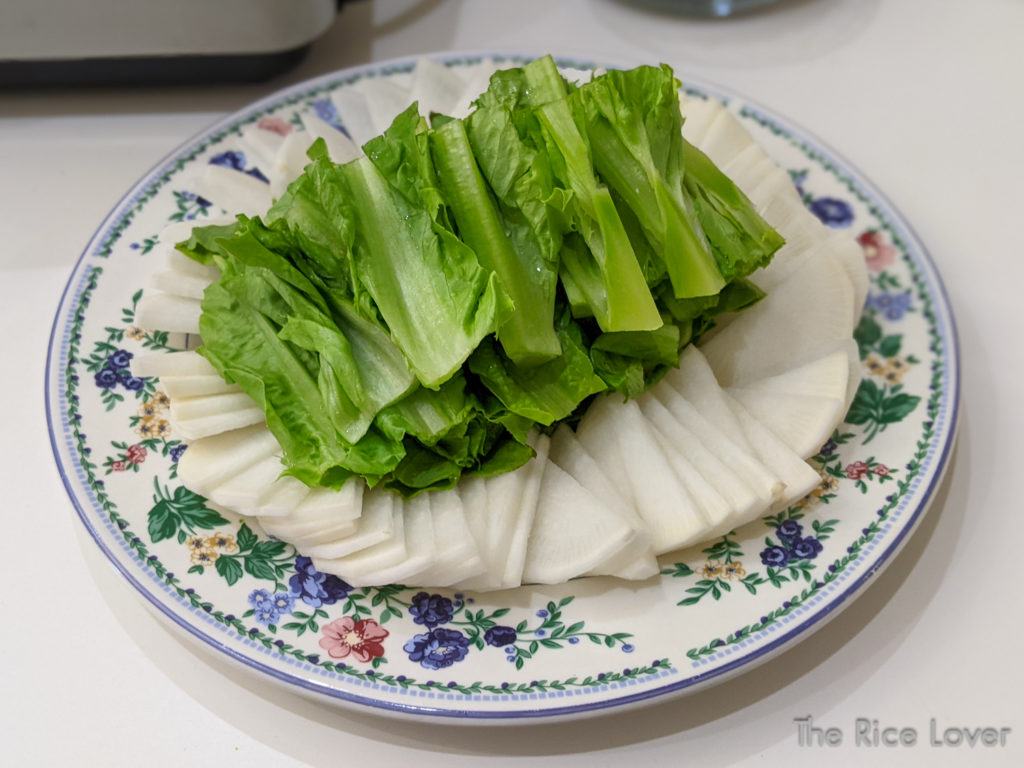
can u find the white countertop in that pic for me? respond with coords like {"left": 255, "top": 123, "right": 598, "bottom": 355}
{"left": 3, "top": 0, "right": 1022, "bottom": 765}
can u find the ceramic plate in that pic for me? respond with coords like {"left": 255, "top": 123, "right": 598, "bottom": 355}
{"left": 46, "top": 52, "right": 959, "bottom": 722}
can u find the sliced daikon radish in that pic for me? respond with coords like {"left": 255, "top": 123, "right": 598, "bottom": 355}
{"left": 158, "top": 374, "right": 240, "bottom": 399}
{"left": 700, "top": 252, "right": 855, "bottom": 387}
{"left": 414, "top": 491, "right": 485, "bottom": 587}
{"left": 358, "top": 76, "right": 413, "bottom": 136}
{"left": 450, "top": 58, "right": 501, "bottom": 118}
{"left": 646, "top": 382, "right": 783, "bottom": 509}
{"left": 458, "top": 474, "right": 489, "bottom": 560}
{"left": 749, "top": 166, "right": 802, "bottom": 210}
{"left": 723, "top": 146, "right": 789, "bottom": 200}
{"left": 300, "top": 113, "right": 362, "bottom": 165}
{"left": 239, "top": 122, "right": 286, "bottom": 169}
{"left": 193, "top": 164, "right": 273, "bottom": 216}
{"left": 258, "top": 483, "right": 363, "bottom": 546}
{"left": 172, "top": 408, "right": 266, "bottom": 441}
{"left": 158, "top": 216, "right": 234, "bottom": 245}
{"left": 271, "top": 129, "right": 317, "bottom": 196}
{"left": 559, "top": 66, "right": 598, "bottom": 85}
{"left": 169, "top": 391, "right": 258, "bottom": 422}
{"left": 176, "top": 424, "right": 279, "bottom": 496}
{"left": 302, "top": 489, "right": 395, "bottom": 559}
{"left": 827, "top": 232, "right": 869, "bottom": 323}
{"left": 697, "top": 106, "right": 754, "bottom": 168}
{"left": 202, "top": 453, "right": 283, "bottom": 516}
{"left": 329, "top": 86, "right": 377, "bottom": 147}
{"left": 256, "top": 475, "right": 312, "bottom": 518}
{"left": 312, "top": 494, "right": 406, "bottom": 585}
{"left": 500, "top": 433, "right": 550, "bottom": 588}
{"left": 663, "top": 345, "right": 749, "bottom": 450}
{"left": 410, "top": 57, "right": 466, "bottom": 117}
{"left": 131, "top": 349, "right": 216, "bottom": 379}
{"left": 741, "top": 347, "right": 851, "bottom": 403}
{"left": 164, "top": 247, "right": 220, "bottom": 282}
{"left": 728, "top": 387, "right": 844, "bottom": 460}
{"left": 722, "top": 393, "right": 821, "bottom": 510}
{"left": 746, "top": 233, "right": 831, "bottom": 296}
{"left": 152, "top": 269, "right": 213, "bottom": 300}
{"left": 135, "top": 293, "right": 202, "bottom": 335}
{"left": 680, "top": 94, "right": 723, "bottom": 148}
{"left": 379, "top": 493, "right": 436, "bottom": 585}
{"left": 522, "top": 461, "right": 636, "bottom": 585}
{"left": 756, "top": 193, "right": 829, "bottom": 256}
{"left": 547, "top": 424, "right": 657, "bottom": 580}
{"left": 576, "top": 396, "right": 706, "bottom": 554}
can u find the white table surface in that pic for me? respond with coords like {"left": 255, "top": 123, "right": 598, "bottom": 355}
{"left": 3, "top": 0, "right": 1023, "bottom": 765}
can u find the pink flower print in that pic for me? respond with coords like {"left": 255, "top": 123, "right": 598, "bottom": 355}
{"left": 126, "top": 444, "right": 147, "bottom": 464}
{"left": 319, "top": 617, "right": 389, "bottom": 663}
{"left": 845, "top": 461, "right": 870, "bottom": 480}
{"left": 873, "top": 463, "right": 890, "bottom": 477}
{"left": 111, "top": 460, "right": 126, "bottom": 472}
{"left": 858, "top": 230, "right": 896, "bottom": 272}
{"left": 257, "top": 116, "right": 293, "bottom": 136}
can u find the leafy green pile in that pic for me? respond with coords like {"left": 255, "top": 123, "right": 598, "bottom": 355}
{"left": 178, "top": 55, "right": 784, "bottom": 496}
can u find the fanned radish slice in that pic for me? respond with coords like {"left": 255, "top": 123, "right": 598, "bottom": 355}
{"left": 741, "top": 347, "right": 851, "bottom": 403}
{"left": 680, "top": 94, "right": 723, "bottom": 147}
{"left": 697, "top": 107, "right": 754, "bottom": 168}
{"left": 728, "top": 387, "right": 844, "bottom": 459}
{"left": 152, "top": 269, "right": 213, "bottom": 300}
{"left": 158, "top": 216, "right": 234, "bottom": 245}
{"left": 131, "top": 349, "right": 216, "bottom": 379}
{"left": 176, "top": 424, "right": 279, "bottom": 496}
{"left": 300, "top": 113, "right": 362, "bottom": 165}
{"left": 135, "top": 293, "right": 202, "bottom": 335}
{"left": 313, "top": 495, "right": 406, "bottom": 585}
{"left": 256, "top": 475, "right": 311, "bottom": 518}
{"left": 164, "top": 247, "right": 220, "bottom": 282}
{"left": 499, "top": 433, "right": 550, "bottom": 588}
{"left": 663, "top": 346, "right": 749, "bottom": 449}
{"left": 379, "top": 494, "right": 436, "bottom": 585}
{"left": 450, "top": 58, "right": 501, "bottom": 118}
{"left": 302, "top": 489, "right": 395, "bottom": 559}
{"left": 158, "top": 374, "right": 241, "bottom": 399}
{"left": 827, "top": 232, "right": 869, "bottom": 323}
{"left": 172, "top": 409, "right": 266, "bottom": 441}
{"left": 458, "top": 474, "right": 489, "bottom": 559}
{"left": 239, "top": 122, "right": 286, "bottom": 169}
{"left": 359, "top": 76, "right": 413, "bottom": 136}
{"left": 329, "top": 86, "right": 377, "bottom": 147}
{"left": 169, "top": 391, "right": 258, "bottom": 422}
{"left": 722, "top": 393, "right": 820, "bottom": 510}
{"left": 193, "top": 165, "right": 273, "bottom": 216}
{"left": 647, "top": 383, "right": 783, "bottom": 509}
{"left": 271, "top": 129, "right": 317, "bottom": 195}
{"left": 258, "top": 483, "right": 363, "bottom": 547}
{"left": 577, "top": 396, "right": 706, "bottom": 555}
{"left": 415, "top": 491, "right": 485, "bottom": 587}
{"left": 522, "top": 462, "right": 635, "bottom": 585}
{"left": 410, "top": 57, "right": 466, "bottom": 117}
{"left": 206, "top": 453, "right": 284, "bottom": 515}
{"left": 700, "top": 252, "right": 855, "bottom": 387}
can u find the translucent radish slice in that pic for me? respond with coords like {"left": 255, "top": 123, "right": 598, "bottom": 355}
{"left": 700, "top": 252, "right": 855, "bottom": 387}
{"left": 135, "top": 293, "right": 201, "bottom": 335}
{"left": 449, "top": 58, "right": 501, "bottom": 118}
{"left": 458, "top": 474, "right": 489, "bottom": 561}
{"left": 258, "top": 483, "right": 363, "bottom": 546}
{"left": 380, "top": 494, "right": 436, "bottom": 585}
{"left": 741, "top": 347, "right": 851, "bottom": 403}
{"left": 176, "top": 424, "right": 279, "bottom": 496}
{"left": 728, "top": 387, "right": 844, "bottom": 460}
{"left": 205, "top": 453, "right": 285, "bottom": 515}
{"left": 577, "top": 396, "right": 707, "bottom": 554}
{"left": 329, "top": 86, "right": 377, "bottom": 148}
{"left": 359, "top": 76, "right": 413, "bottom": 136}
{"left": 410, "top": 57, "right": 466, "bottom": 117}
{"left": 131, "top": 349, "right": 216, "bottom": 379}
{"left": 164, "top": 246, "right": 220, "bottom": 282}
{"left": 415, "top": 491, "right": 485, "bottom": 587}
{"left": 827, "top": 232, "right": 869, "bottom": 323}
{"left": 500, "top": 433, "right": 550, "bottom": 589}
{"left": 679, "top": 94, "right": 723, "bottom": 148}
{"left": 169, "top": 391, "right": 258, "bottom": 422}
{"left": 255, "top": 475, "right": 311, "bottom": 518}
{"left": 193, "top": 165, "right": 273, "bottom": 216}
{"left": 697, "top": 106, "right": 754, "bottom": 168}
{"left": 271, "top": 129, "right": 316, "bottom": 195}
{"left": 662, "top": 345, "right": 749, "bottom": 450}
{"left": 647, "top": 383, "right": 783, "bottom": 509}
{"left": 522, "top": 462, "right": 635, "bottom": 585}
{"left": 172, "top": 408, "right": 266, "bottom": 441}
{"left": 239, "top": 123, "right": 285, "bottom": 169}
{"left": 299, "top": 113, "right": 361, "bottom": 165}
{"left": 158, "top": 374, "right": 241, "bottom": 399}
{"left": 722, "top": 393, "right": 821, "bottom": 511}
{"left": 746, "top": 234, "right": 833, "bottom": 296}
{"left": 302, "top": 489, "right": 395, "bottom": 559}
{"left": 152, "top": 269, "right": 213, "bottom": 300}
{"left": 312, "top": 494, "right": 406, "bottom": 584}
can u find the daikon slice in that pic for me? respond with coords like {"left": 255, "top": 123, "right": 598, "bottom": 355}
{"left": 522, "top": 462, "right": 635, "bottom": 585}
{"left": 152, "top": 269, "right": 213, "bottom": 300}
{"left": 680, "top": 94, "right": 723, "bottom": 147}
{"left": 577, "top": 396, "right": 706, "bottom": 554}
{"left": 239, "top": 123, "right": 285, "bottom": 169}
{"left": 313, "top": 495, "right": 406, "bottom": 585}
{"left": 697, "top": 106, "right": 754, "bottom": 168}
{"left": 722, "top": 393, "right": 820, "bottom": 511}
{"left": 206, "top": 453, "right": 285, "bottom": 515}
{"left": 300, "top": 113, "right": 361, "bottom": 165}
{"left": 164, "top": 246, "right": 220, "bottom": 282}
{"left": 172, "top": 409, "right": 266, "bottom": 441}
{"left": 135, "top": 293, "right": 201, "bottom": 335}
{"left": 193, "top": 164, "right": 272, "bottom": 216}
{"left": 663, "top": 345, "right": 749, "bottom": 450}
{"left": 500, "top": 433, "right": 550, "bottom": 589}
{"left": 741, "top": 347, "right": 851, "bottom": 403}
{"left": 380, "top": 494, "right": 436, "bottom": 585}
{"left": 728, "top": 387, "right": 844, "bottom": 460}
{"left": 158, "top": 216, "right": 234, "bottom": 245}
{"left": 271, "top": 129, "right": 317, "bottom": 196}
{"left": 302, "top": 489, "right": 395, "bottom": 559}
{"left": 256, "top": 476, "right": 311, "bottom": 518}
{"left": 410, "top": 57, "right": 466, "bottom": 117}
{"left": 359, "top": 76, "right": 414, "bottom": 136}
{"left": 131, "top": 349, "right": 216, "bottom": 379}
{"left": 158, "top": 374, "right": 241, "bottom": 399}
{"left": 169, "top": 391, "right": 258, "bottom": 421}
{"left": 176, "top": 424, "right": 279, "bottom": 495}
{"left": 415, "top": 491, "right": 485, "bottom": 587}
{"left": 258, "top": 483, "right": 363, "bottom": 546}
{"left": 827, "top": 232, "right": 869, "bottom": 323}
{"left": 700, "top": 252, "right": 855, "bottom": 387}
{"left": 449, "top": 58, "right": 501, "bottom": 118}
{"left": 329, "top": 86, "right": 377, "bottom": 147}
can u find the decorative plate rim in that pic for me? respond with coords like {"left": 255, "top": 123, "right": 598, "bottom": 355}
{"left": 46, "top": 49, "right": 961, "bottom": 722}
